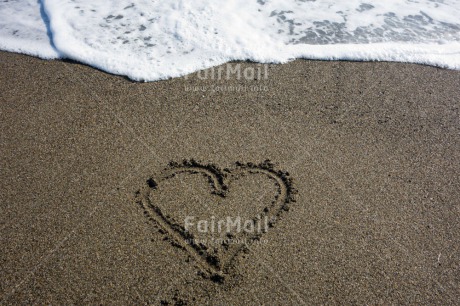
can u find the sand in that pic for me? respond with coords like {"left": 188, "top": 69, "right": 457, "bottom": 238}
{"left": 1, "top": 50, "right": 459, "bottom": 304}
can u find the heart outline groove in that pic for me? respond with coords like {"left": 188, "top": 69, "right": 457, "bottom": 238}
{"left": 135, "top": 160, "right": 296, "bottom": 282}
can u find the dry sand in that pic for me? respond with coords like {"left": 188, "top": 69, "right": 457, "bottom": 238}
{"left": 1, "top": 50, "right": 459, "bottom": 304}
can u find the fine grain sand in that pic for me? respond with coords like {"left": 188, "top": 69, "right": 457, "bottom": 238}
{"left": 1, "top": 50, "right": 459, "bottom": 304}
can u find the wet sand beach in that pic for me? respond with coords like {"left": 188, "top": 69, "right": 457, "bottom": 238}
{"left": 1, "top": 51, "right": 459, "bottom": 304}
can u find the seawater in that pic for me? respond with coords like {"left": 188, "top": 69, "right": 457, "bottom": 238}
{"left": 1, "top": 0, "right": 460, "bottom": 81}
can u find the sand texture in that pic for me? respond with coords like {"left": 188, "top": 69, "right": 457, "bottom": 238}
{"left": 1, "top": 51, "right": 459, "bottom": 304}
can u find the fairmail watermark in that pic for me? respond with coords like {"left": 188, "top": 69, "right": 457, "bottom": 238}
{"left": 183, "top": 215, "right": 271, "bottom": 246}
{"left": 184, "top": 84, "right": 269, "bottom": 93}
{"left": 185, "top": 215, "right": 271, "bottom": 234}
{"left": 185, "top": 63, "right": 269, "bottom": 81}
{"left": 184, "top": 63, "right": 270, "bottom": 92}
{"left": 184, "top": 236, "right": 268, "bottom": 246}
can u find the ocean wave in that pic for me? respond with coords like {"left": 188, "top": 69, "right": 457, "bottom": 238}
{"left": 1, "top": 0, "right": 460, "bottom": 80}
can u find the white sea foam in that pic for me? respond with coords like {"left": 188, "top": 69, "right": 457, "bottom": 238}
{"left": 0, "top": 0, "right": 59, "bottom": 58}
{"left": 1, "top": 0, "right": 460, "bottom": 80}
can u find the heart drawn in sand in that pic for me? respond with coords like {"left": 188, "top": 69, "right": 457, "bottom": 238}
{"left": 135, "top": 160, "right": 295, "bottom": 282}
